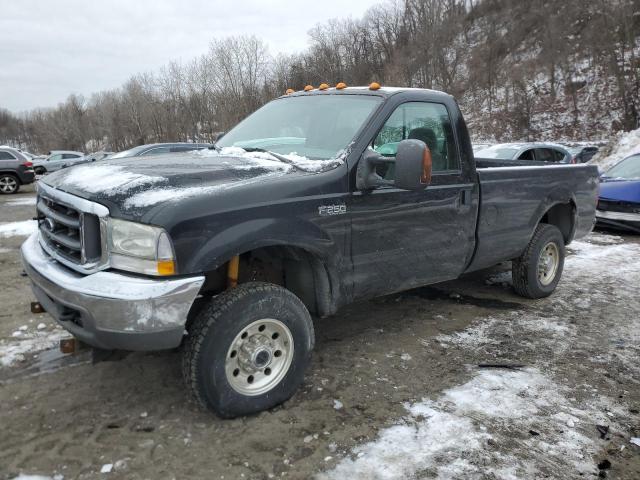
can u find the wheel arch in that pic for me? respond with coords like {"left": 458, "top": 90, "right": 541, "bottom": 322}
{"left": 536, "top": 199, "right": 577, "bottom": 245}
{"left": 195, "top": 241, "right": 342, "bottom": 319}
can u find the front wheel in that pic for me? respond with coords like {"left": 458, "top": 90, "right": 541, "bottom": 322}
{"left": 182, "top": 282, "right": 315, "bottom": 418}
{"left": 512, "top": 224, "right": 565, "bottom": 299}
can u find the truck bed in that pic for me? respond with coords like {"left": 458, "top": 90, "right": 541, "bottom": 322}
{"left": 466, "top": 160, "right": 599, "bottom": 272}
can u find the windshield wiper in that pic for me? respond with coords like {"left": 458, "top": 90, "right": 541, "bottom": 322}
{"left": 241, "top": 147, "right": 304, "bottom": 171}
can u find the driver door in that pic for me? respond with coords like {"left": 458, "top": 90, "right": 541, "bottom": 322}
{"left": 347, "top": 101, "right": 477, "bottom": 299}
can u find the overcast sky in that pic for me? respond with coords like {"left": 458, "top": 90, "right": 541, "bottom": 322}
{"left": 0, "top": 0, "right": 374, "bottom": 113}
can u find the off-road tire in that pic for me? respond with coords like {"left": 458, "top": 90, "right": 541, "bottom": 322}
{"left": 182, "top": 282, "right": 314, "bottom": 418}
{"left": 512, "top": 223, "right": 565, "bottom": 299}
{"left": 0, "top": 173, "right": 20, "bottom": 194}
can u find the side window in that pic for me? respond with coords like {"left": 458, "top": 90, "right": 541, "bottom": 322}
{"left": 62, "top": 153, "right": 79, "bottom": 159}
{"left": 0, "top": 151, "right": 17, "bottom": 160}
{"left": 518, "top": 149, "right": 535, "bottom": 160}
{"left": 373, "top": 102, "right": 459, "bottom": 172}
{"left": 48, "top": 154, "right": 63, "bottom": 161}
{"left": 552, "top": 149, "right": 565, "bottom": 162}
{"left": 535, "top": 148, "right": 554, "bottom": 162}
{"left": 170, "top": 146, "right": 196, "bottom": 152}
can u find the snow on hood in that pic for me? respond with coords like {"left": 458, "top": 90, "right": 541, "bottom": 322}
{"left": 51, "top": 163, "right": 166, "bottom": 194}
{"left": 42, "top": 146, "right": 345, "bottom": 210}
{"left": 592, "top": 127, "right": 640, "bottom": 171}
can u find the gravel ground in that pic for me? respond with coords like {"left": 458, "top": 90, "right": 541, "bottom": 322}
{"left": 0, "top": 185, "right": 638, "bottom": 479}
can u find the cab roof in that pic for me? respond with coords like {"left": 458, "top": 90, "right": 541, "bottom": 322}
{"left": 279, "top": 85, "right": 453, "bottom": 101}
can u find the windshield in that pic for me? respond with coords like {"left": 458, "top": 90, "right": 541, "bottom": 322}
{"left": 605, "top": 154, "right": 640, "bottom": 179}
{"left": 217, "top": 95, "right": 383, "bottom": 160}
{"left": 109, "top": 145, "right": 148, "bottom": 159}
{"left": 475, "top": 146, "right": 518, "bottom": 159}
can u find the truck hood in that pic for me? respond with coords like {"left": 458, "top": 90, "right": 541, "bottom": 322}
{"left": 41, "top": 149, "right": 341, "bottom": 217}
{"left": 599, "top": 178, "right": 640, "bottom": 204}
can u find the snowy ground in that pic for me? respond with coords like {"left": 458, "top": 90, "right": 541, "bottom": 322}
{"left": 320, "top": 234, "right": 640, "bottom": 479}
{"left": 0, "top": 186, "right": 639, "bottom": 479}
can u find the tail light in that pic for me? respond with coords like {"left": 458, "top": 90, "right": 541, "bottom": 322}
{"left": 23, "top": 161, "right": 33, "bottom": 168}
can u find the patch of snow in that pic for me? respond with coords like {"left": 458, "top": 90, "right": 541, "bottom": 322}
{"left": 591, "top": 127, "right": 640, "bottom": 170}
{"left": 6, "top": 197, "right": 37, "bottom": 206}
{"left": 0, "top": 220, "right": 37, "bottom": 237}
{"left": 100, "top": 464, "right": 113, "bottom": 473}
{"left": 55, "top": 164, "right": 165, "bottom": 194}
{"left": 400, "top": 353, "right": 412, "bottom": 361}
{"left": 631, "top": 437, "right": 640, "bottom": 447}
{"left": 319, "top": 369, "right": 599, "bottom": 480}
{"left": 333, "top": 399, "right": 343, "bottom": 410}
{"left": 0, "top": 329, "right": 70, "bottom": 367}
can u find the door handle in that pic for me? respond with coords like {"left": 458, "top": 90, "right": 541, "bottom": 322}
{"left": 459, "top": 188, "right": 472, "bottom": 206}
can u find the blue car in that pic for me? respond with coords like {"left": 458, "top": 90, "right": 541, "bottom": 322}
{"left": 596, "top": 152, "right": 640, "bottom": 233}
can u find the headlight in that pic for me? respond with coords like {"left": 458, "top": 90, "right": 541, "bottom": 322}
{"left": 108, "top": 218, "right": 176, "bottom": 276}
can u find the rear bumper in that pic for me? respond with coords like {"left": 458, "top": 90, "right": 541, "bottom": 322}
{"left": 21, "top": 232, "right": 205, "bottom": 351}
{"left": 18, "top": 168, "right": 36, "bottom": 184}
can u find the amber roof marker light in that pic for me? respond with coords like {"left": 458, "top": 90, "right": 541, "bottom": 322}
{"left": 369, "top": 82, "right": 381, "bottom": 90}
{"left": 303, "top": 85, "right": 314, "bottom": 91}
{"left": 336, "top": 82, "right": 347, "bottom": 90}
{"left": 318, "top": 83, "right": 329, "bottom": 90}
{"left": 285, "top": 88, "right": 294, "bottom": 94}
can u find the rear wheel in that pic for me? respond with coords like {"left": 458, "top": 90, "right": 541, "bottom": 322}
{"left": 182, "top": 282, "right": 314, "bottom": 418}
{"left": 0, "top": 174, "right": 19, "bottom": 194}
{"left": 34, "top": 166, "right": 46, "bottom": 175}
{"left": 512, "top": 224, "right": 565, "bottom": 299}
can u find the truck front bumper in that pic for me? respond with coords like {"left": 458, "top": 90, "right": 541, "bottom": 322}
{"left": 21, "top": 233, "right": 205, "bottom": 351}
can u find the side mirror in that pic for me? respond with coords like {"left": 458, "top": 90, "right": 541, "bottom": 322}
{"left": 395, "top": 139, "right": 432, "bottom": 190}
{"left": 356, "top": 139, "right": 432, "bottom": 191}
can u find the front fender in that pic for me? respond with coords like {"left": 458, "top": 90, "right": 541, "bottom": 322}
{"left": 185, "top": 217, "right": 340, "bottom": 272}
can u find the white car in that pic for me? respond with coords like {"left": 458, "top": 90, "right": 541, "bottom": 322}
{"left": 33, "top": 150, "right": 85, "bottom": 174}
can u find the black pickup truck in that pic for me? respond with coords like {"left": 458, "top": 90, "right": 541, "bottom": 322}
{"left": 21, "top": 85, "right": 599, "bottom": 417}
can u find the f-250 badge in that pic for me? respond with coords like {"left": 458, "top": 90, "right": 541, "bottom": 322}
{"left": 318, "top": 204, "right": 347, "bottom": 216}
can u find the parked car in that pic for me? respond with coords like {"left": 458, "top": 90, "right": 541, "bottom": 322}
{"left": 32, "top": 150, "right": 85, "bottom": 175}
{"left": 0, "top": 146, "right": 36, "bottom": 194}
{"left": 475, "top": 143, "right": 574, "bottom": 163}
{"left": 108, "top": 142, "right": 213, "bottom": 159}
{"left": 568, "top": 146, "right": 599, "bottom": 163}
{"left": 596, "top": 152, "right": 640, "bottom": 233}
{"left": 22, "top": 85, "right": 598, "bottom": 417}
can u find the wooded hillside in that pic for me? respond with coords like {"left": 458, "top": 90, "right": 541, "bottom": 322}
{"left": 1, "top": 0, "right": 639, "bottom": 153}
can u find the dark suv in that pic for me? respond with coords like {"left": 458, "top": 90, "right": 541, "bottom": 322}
{"left": 0, "top": 146, "right": 36, "bottom": 194}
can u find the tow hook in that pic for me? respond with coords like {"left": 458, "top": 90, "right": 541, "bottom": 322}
{"left": 59, "top": 337, "right": 88, "bottom": 355}
{"left": 30, "top": 301, "right": 45, "bottom": 314}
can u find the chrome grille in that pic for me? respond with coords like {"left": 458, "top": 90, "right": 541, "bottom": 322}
{"left": 38, "top": 196, "right": 84, "bottom": 262}
{"left": 36, "top": 182, "right": 109, "bottom": 273}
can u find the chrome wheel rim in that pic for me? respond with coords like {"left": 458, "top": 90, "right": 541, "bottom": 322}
{"left": 537, "top": 242, "right": 559, "bottom": 286}
{"left": 0, "top": 176, "right": 17, "bottom": 193}
{"left": 225, "top": 318, "right": 294, "bottom": 396}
